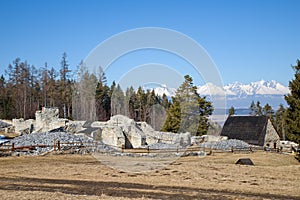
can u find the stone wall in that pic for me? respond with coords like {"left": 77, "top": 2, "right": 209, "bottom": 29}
{"left": 264, "top": 119, "right": 280, "bottom": 149}
{"left": 12, "top": 118, "right": 34, "bottom": 134}
{"left": 35, "top": 107, "right": 67, "bottom": 132}
{"left": 138, "top": 121, "right": 191, "bottom": 147}
{"left": 12, "top": 107, "right": 68, "bottom": 134}
{"left": 98, "top": 115, "right": 191, "bottom": 149}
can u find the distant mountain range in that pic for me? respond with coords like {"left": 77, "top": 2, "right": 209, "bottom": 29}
{"left": 151, "top": 80, "right": 290, "bottom": 109}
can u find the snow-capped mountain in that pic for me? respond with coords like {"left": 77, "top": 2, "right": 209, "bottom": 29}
{"left": 153, "top": 84, "right": 176, "bottom": 97}
{"left": 143, "top": 84, "right": 176, "bottom": 97}
{"left": 153, "top": 80, "right": 289, "bottom": 109}
{"left": 226, "top": 80, "right": 289, "bottom": 96}
{"left": 198, "top": 80, "right": 289, "bottom": 97}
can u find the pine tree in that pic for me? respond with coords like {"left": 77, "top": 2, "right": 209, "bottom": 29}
{"left": 161, "top": 93, "right": 170, "bottom": 109}
{"left": 0, "top": 75, "right": 12, "bottom": 119}
{"left": 162, "top": 96, "right": 181, "bottom": 133}
{"left": 249, "top": 100, "right": 256, "bottom": 115}
{"left": 228, "top": 106, "right": 235, "bottom": 116}
{"left": 125, "top": 86, "right": 135, "bottom": 118}
{"left": 95, "top": 66, "right": 111, "bottom": 121}
{"left": 262, "top": 103, "right": 274, "bottom": 119}
{"left": 256, "top": 101, "right": 262, "bottom": 116}
{"left": 249, "top": 100, "right": 262, "bottom": 116}
{"left": 284, "top": 60, "right": 300, "bottom": 143}
{"left": 47, "top": 67, "right": 59, "bottom": 108}
{"left": 162, "top": 75, "right": 213, "bottom": 135}
{"left": 136, "top": 86, "right": 147, "bottom": 121}
{"left": 275, "top": 104, "right": 286, "bottom": 140}
{"left": 59, "top": 52, "right": 72, "bottom": 118}
{"left": 111, "top": 84, "right": 125, "bottom": 116}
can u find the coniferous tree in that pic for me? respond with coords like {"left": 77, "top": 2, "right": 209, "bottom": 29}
{"left": 0, "top": 75, "right": 12, "bottom": 119}
{"left": 40, "top": 63, "right": 49, "bottom": 107}
{"left": 162, "top": 96, "right": 181, "bottom": 133}
{"left": 162, "top": 75, "right": 213, "bottom": 135}
{"left": 256, "top": 101, "right": 262, "bottom": 116}
{"left": 275, "top": 104, "right": 286, "bottom": 140}
{"left": 125, "top": 86, "right": 135, "bottom": 118}
{"left": 135, "top": 87, "right": 146, "bottom": 121}
{"left": 95, "top": 66, "right": 111, "bottom": 121}
{"left": 262, "top": 103, "right": 274, "bottom": 119}
{"left": 47, "top": 67, "right": 59, "bottom": 108}
{"left": 284, "top": 60, "right": 300, "bottom": 143}
{"left": 228, "top": 106, "right": 235, "bottom": 116}
{"left": 111, "top": 84, "right": 125, "bottom": 116}
{"left": 59, "top": 52, "right": 72, "bottom": 118}
{"left": 161, "top": 93, "right": 170, "bottom": 109}
{"left": 249, "top": 100, "right": 256, "bottom": 116}
{"left": 249, "top": 100, "right": 262, "bottom": 116}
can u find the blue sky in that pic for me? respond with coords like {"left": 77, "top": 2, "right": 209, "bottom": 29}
{"left": 0, "top": 0, "right": 299, "bottom": 87}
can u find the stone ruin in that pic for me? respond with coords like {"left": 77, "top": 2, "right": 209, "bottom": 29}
{"left": 83, "top": 115, "right": 191, "bottom": 149}
{"left": 12, "top": 107, "right": 68, "bottom": 134}
{"left": 8, "top": 108, "right": 191, "bottom": 149}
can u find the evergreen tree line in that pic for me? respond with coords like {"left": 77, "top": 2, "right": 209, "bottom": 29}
{"left": 0, "top": 53, "right": 73, "bottom": 119}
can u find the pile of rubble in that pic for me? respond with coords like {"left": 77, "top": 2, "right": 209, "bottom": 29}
{"left": 199, "top": 139, "right": 250, "bottom": 150}
{"left": 8, "top": 131, "right": 94, "bottom": 155}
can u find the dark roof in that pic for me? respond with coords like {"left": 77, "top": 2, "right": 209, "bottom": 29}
{"left": 220, "top": 116, "right": 268, "bottom": 146}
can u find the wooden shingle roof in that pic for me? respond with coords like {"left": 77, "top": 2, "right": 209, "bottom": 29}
{"left": 220, "top": 116, "right": 268, "bottom": 146}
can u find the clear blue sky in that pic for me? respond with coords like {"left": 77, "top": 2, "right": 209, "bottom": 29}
{"left": 0, "top": 0, "right": 299, "bottom": 86}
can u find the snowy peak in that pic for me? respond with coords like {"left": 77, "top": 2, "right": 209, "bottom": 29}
{"left": 153, "top": 80, "right": 289, "bottom": 97}
{"left": 197, "top": 83, "right": 227, "bottom": 96}
{"left": 151, "top": 80, "right": 289, "bottom": 109}
{"left": 143, "top": 84, "right": 176, "bottom": 97}
{"left": 224, "top": 80, "right": 289, "bottom": 96}
{"left": 154, "top": 86, "right": 176, "bottom": 97}
{"left": 249, "top": 80, "right": 289, "bottom": 95}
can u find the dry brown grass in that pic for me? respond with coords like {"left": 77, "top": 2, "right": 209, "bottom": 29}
{"left": 0, "top": 151, "right": 299, "bottom": 199}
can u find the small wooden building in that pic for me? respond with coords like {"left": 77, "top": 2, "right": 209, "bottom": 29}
{"left": 220, "top": 116, "right": 280, "bottom": 148}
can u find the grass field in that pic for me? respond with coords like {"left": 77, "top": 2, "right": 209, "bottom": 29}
{"left": 0, "top": 151, "right": 299, "bottom": 199}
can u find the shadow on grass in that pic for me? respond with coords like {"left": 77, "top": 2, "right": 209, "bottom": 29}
{"left": 0, "top": 176, "right": 298, "bottom": 200}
